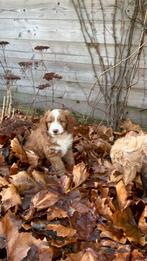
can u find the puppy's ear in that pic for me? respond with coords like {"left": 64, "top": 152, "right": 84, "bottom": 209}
{"left": 39, "top": 110, "right": 50, "bottom": 128}
{"left": 64, "top": 110, "right": 76, "bottom": 133}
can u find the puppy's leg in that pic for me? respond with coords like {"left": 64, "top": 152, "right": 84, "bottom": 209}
{"left": 63, "top": 149, "right": 75, "bottom": 171}
{"left": 49, "top": 155, "right": 65, "bottom": 176}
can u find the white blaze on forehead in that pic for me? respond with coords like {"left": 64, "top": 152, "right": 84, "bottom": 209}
{"left": 51, "top": 109, "right": 61, "bottom": 121}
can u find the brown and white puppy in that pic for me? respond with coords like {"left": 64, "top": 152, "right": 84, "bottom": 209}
{"left": 24, "top": 109, "right": 75, "bottom": 176}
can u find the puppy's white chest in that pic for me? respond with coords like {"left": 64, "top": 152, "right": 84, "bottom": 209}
{"left": 53, "top": 133, "right": 73, "bottom": 156}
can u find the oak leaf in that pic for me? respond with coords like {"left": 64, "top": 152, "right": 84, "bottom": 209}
{"left": 31, "top": 190, "right": 60, "bottom": 211}
{"left": 115, "top": 180, "right": 128, "bottom": 209}
{"left": 47, "top": 206, "right": 68, "bottom": 221}
{"left": 112, "top": 208, "right": 145, "bottom": 245}
{"left": 98, "top": 223, "right": 126, "bottom": 244}
{"left": 73, "top": 162, "right": 89, "bottom": 188}
{"left": 10, "top": 171, "right": 39, "bottom": 195}
{"left": 47, "top": 224, "right": 77, "bottom": 238}
{"left": 0, "top": 184, "right": 21, "bottom": 211}
{"left": 11, "top": 137, "right": 28, "bottom": 162}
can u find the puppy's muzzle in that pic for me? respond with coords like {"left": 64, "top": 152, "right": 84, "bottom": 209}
{"left": 53, "top": 129, "right": 59, "bottom": 135}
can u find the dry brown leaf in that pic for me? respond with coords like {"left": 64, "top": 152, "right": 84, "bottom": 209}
{"left": 115, "top": 180, "right": 128, "bottom": 209}
{"left": 60, "top": 175, "right": 71, "bottom": 193}
{"left": 32, "top": 189, "right": 59, "bottom": 211}
{"left": 51, "top": 237, "right": 77, "bottom": 248}
{"left": 64, "top": 250, "right": 84, "bottom": 261}
{"left": 120, "top": 119, "right": 141, "bottom": 132}
{"left": 24, "top": 244, "right": 53, "bottom": 261}
{"left": 47, "top": 206, "right": 68, "bottom": 221}
{"left": 94, "top": 139, "right": 111, "bottom": 154}
{"left": 89, "top": 125, "right": 113, "bottom": 142}
{"left": 10, "top": 171, "right": 39, "bottom": 195}
{"left": 71, "top": 201, "right": 90, "bottom": 214}
{"left": 131, "top": 249, "right": 144, "bottom": 261}
{"left": 0, "top": 153, "right": 10, "bottom": 177}
{"left": 79, "top": 248, "right": 98, "bottom": 261}
{"left": 112, "top": 208, "right": 145, "bottom": 246}
{"left": 37, "top": 245, "right": 53, "bottom": 261}
{"left": 138, "top": 205, "right": 147, "bottom": 234}
{"left": 98, "top": 223, "right": 126, "bottom": 244}
{"left": 95, "top": 197, "right": 114, "bottom": 221}
{"left": 0, "top": 184, "right": 21, "bottom": 211}
{"left": 10, "top": 162, "right": 19, "bottom": 175}
{"left": 71, "top": 211, "right": 97, "bottom": 241}
{"left": 0, "top": 211, "right": 53, "bottom": 261}
{"left": 73, "top": 162, "right": 89, "bottom": 188}
{"left": 0, "top": 118, "right": 33, "bottom": 138}
{"left": 25, "top": 149, "right": 40, "bottom": 167}
{"left": 65, "top": 248, "right": 98, "bottom": 261}
{"left": 47, "top": 223, "right": 77, "bottom": 238}
{"left": 0, "top": 134, "right": 8, "bottom": 145}
{"left": 114, "top": 245, "right": 131, "bottom": 261}
{"left": 31, "top": 169, "right": 47, "bottom": 188}
{"left": 11, "top": 137, "right": 28, "bottom": 162}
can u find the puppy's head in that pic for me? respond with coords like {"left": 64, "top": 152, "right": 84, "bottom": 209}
{"left": 42, "top": 109, "right": 75, "bottom": 136}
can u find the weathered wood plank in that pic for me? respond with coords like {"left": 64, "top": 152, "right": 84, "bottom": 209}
{"left": 1, "top": 76, "right": 146, "bottom": 99}
{"left": 0, "top": 64, "right": 147, "bottom": 92}
{"left": 0, "top": 83, "right": 147, "bottom": 116}
{"left": 0, "top": 7, "right": 118, "bottom": 21}
{"left": 0, "top": 71, "right": 147, "bottom": 108}
{"left": 0, "top": 51, "right": 147, "bottom": 81}
{"left": 0, "top": 0, "right": 115, "bottom": 9}
{"left": 0, "top": 18, "right": 142, "bottom": 43}
{"left": 1, "top": 39, "right": 146, "bottom": 62}
{"left": 0, "top": 40, "right": 146, "bottom": 81}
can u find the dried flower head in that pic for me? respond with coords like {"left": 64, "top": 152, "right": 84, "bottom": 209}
{"left": 34, "top": 45, "right": 50, "bottom": 51}
{"left": 36, "top": 83, "right": 51, "bottom": 90}
{"left": 43, "top": 72, "right": 62, "bottom": 81}
{"left": 18, "top": 61, "right": 39, "bottom": 71}
{"left": 4, "top": 73, "right": 21, "bottom": 81}
{"left": 0, "top": 41, "right": 9, "bottom": 47}
{"left": 19, "top": 61, "right": 33, "bottom": 68}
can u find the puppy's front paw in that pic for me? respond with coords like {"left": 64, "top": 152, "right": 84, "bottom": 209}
{"left": 51, "top": 145, "right": 62, "bottom": 154}
{"left": 46, "top": 145, "right": 62, "bottom": 156}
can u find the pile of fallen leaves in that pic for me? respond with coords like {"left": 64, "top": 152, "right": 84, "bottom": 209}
{"left": 0, "top": 115, "right": 147, "bottom": 261}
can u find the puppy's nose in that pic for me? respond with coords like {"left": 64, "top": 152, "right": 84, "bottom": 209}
{"left": 53, "top": 129, "right": 59, "bottom": 134}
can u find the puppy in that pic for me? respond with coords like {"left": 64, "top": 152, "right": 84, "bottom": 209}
{"left": 24, "top": 109, "right": 75, "bottom": 176}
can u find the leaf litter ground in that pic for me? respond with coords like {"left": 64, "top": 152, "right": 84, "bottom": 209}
{"left": 0, "top": 115, "right": 147, "bottom": 261}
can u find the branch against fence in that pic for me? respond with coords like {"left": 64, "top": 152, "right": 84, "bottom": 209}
{"left": 72, "top": 0, "right": 147, "bottom": 130}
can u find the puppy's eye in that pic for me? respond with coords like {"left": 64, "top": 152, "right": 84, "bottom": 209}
{"left": 60, "top": 120, "right": 66, "bottom": 124}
